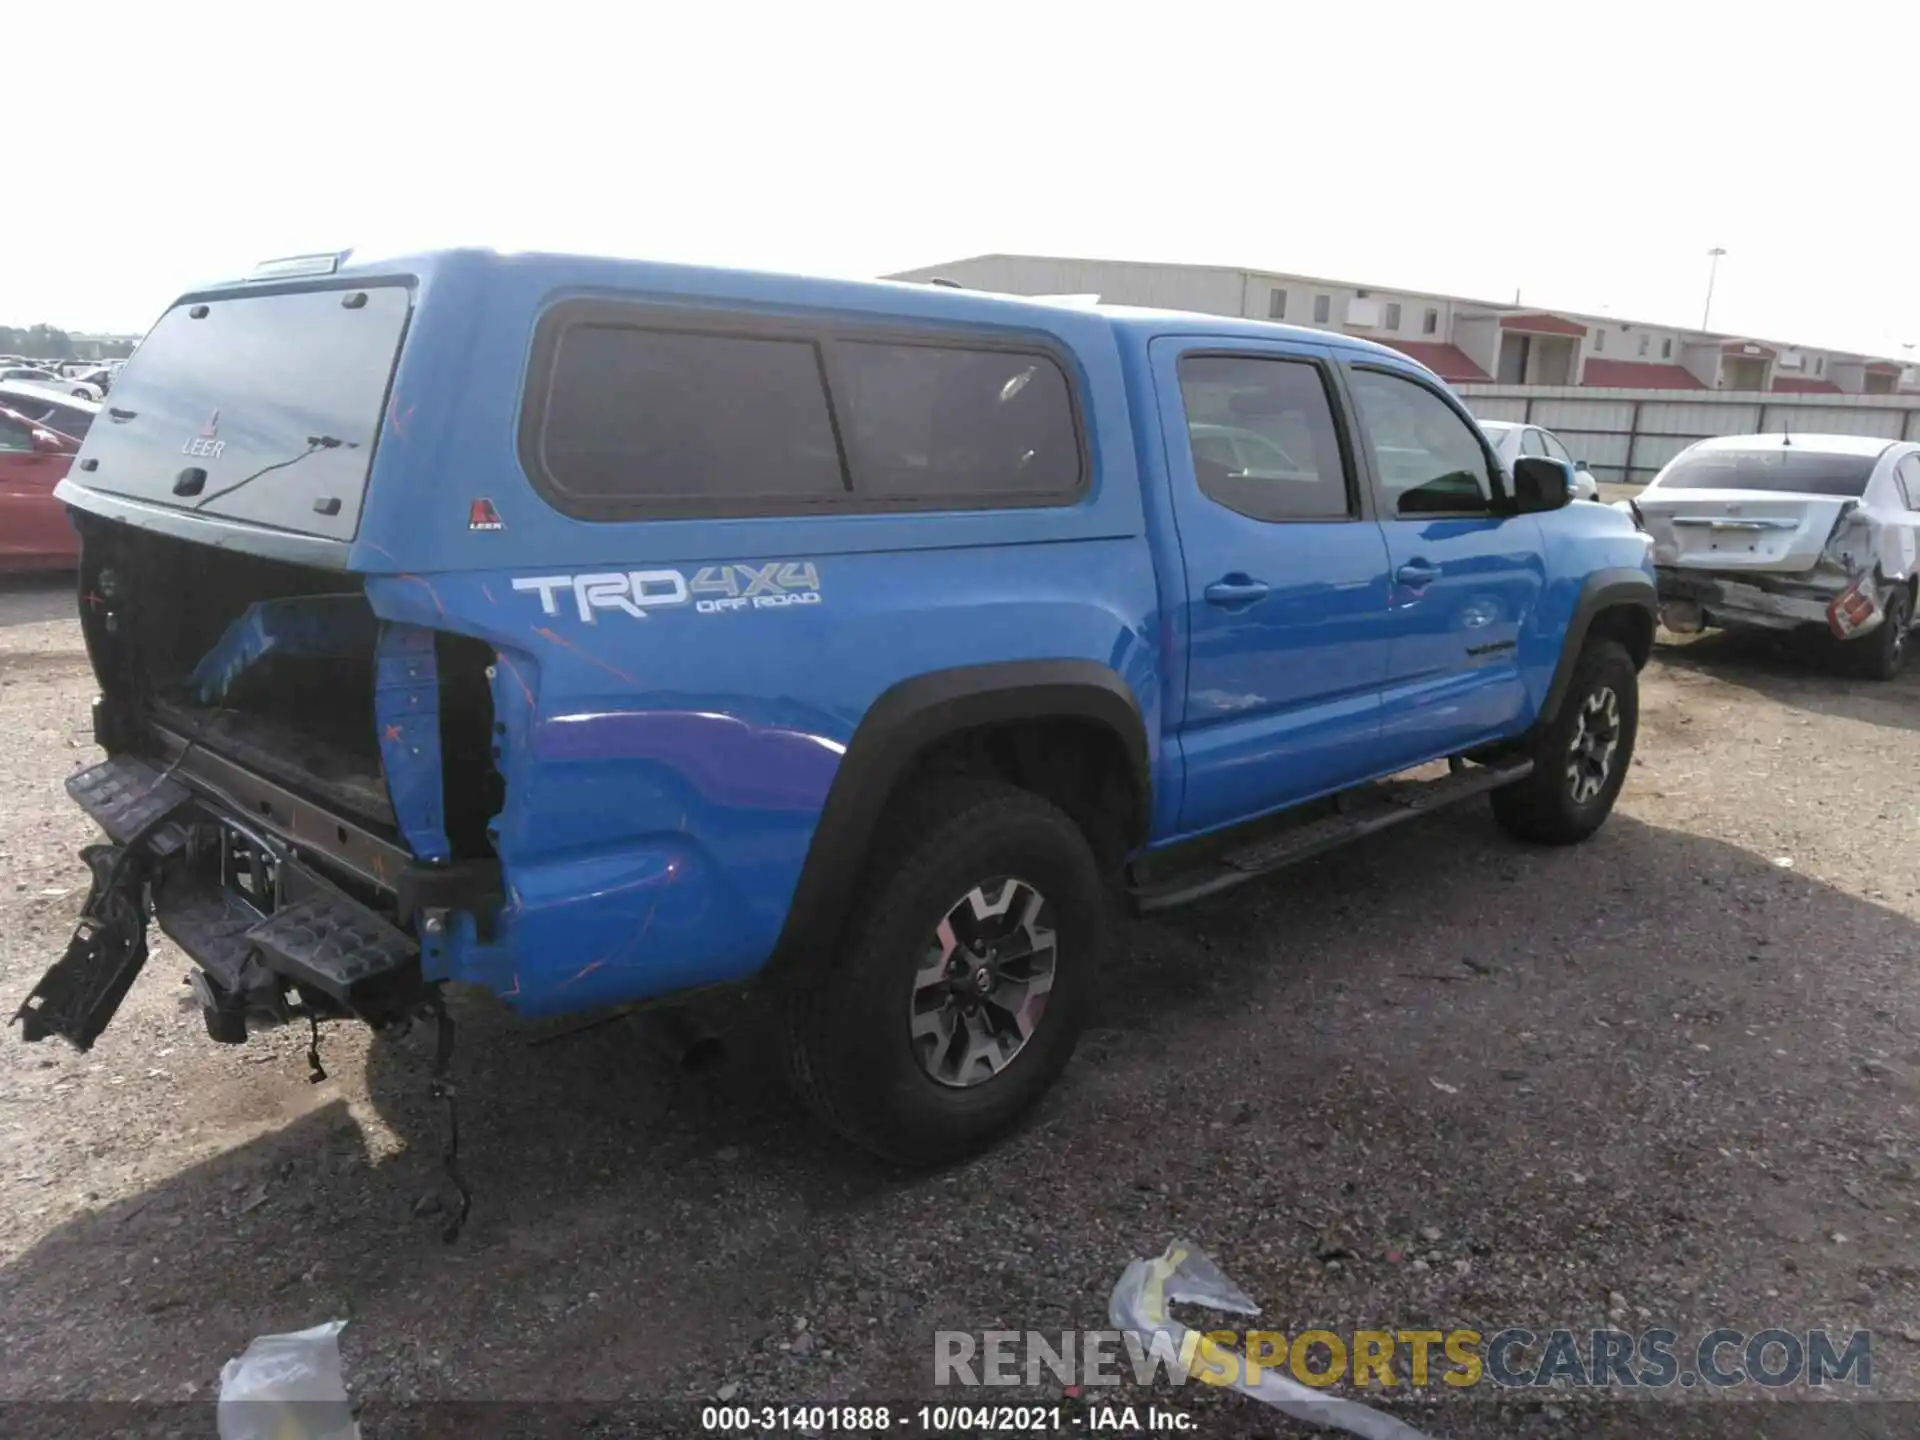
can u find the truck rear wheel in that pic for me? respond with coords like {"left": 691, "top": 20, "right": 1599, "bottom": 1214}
{"left": 1491, "top": 638, "right": 1638, "bottom": 846}
{"left": 782, "top": 779, "right": 1103, "bottom": 1165}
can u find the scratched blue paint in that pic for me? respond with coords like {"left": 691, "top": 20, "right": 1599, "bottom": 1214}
{"left": 372, "top": 623, "right": 451, "bottom": 862}
{"left": 533, "top": 709, "right": 843, "bottom": 811}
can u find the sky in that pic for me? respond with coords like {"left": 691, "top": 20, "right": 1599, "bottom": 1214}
{"left": 11, "top": 0, "right": 1920, "bottom": 358}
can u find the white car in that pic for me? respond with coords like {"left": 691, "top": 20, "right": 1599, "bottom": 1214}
{"left": 1476, "top": 419, "right": 1600, "bottom": 501}
{"left": 1187, "top": 421, "right": 1310, "bottom": 479}
{"left": 0, "top": 366, "right": 101, "bottom": 401}
{"left": 1632, "top": 433, "right": 1920, "bottom": 678}
{"left": 57, "top": 366, "right": 116, "bottom": 395}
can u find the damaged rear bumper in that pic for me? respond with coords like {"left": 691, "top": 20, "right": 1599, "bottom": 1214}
{"left": 17, "top": 749, "right": 478, "bottom": 1238}
{"left": 14, "top": 752, "right": 430, "bottom": 1051}
{"left": 1655, "top": 565, "right": 1884, "bottom": 638}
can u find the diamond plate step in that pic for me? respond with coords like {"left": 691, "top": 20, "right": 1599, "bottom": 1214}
{"left": 67, "top": 756, "right": 191, "bottom": 844}
{"left": 154, "top": 880, "right": 265, "bottom": 990}
{"left": 245, "top": 891, "right": 419, "bottom": 1007}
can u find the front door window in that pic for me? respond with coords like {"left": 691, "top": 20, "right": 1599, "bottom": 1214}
{"left": 1348, "top": 369, "right": 1495, "bottom": 516}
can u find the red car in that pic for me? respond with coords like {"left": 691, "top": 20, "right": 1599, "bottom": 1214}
{"left": 0, "top": 403, "right": 80, "bottom": 570}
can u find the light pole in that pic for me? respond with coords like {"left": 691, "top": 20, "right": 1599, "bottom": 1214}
{"left": 1702, "top": 247, "right": 1727, "bottom": 331}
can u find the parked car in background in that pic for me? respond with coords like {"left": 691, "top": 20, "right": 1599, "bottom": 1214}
{"left": 1634, "top": 433, "right": 1920, "bottom": 678}
{"left": 57, "top": 362, "right": 115, "bottom": 394}
{"left": 0, "top": 382, "right": 97, "bottom": 440}
{"left": 1477, "top": 420, "right": 1600, "bottom": 501}
{"left": 0, "top": 402, "right": 80, "bottom": 570}
{"left": 0, "top": 366, "right": 101, "bottom": 401}
{"left": 1186, "top": 421, "right": 1313, "bottom": 481}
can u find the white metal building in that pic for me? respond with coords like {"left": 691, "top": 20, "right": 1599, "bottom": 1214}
{"left": 888, "top": 254, "right": 1917, "bottom": 397}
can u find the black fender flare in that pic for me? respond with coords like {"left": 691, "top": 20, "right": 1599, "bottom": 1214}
{"left": 768, "top": 659, "right": 1151, "bottom": 984}
{"left": 1539, "top": 567, "right": 1658, "bottom": 726}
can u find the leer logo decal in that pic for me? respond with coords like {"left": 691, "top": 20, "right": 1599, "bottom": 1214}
{"left": 181, "top": 409, "right": 225, "bottom": 461}
{"left": 512, "top": 562, "right": 821, "bottom": 623}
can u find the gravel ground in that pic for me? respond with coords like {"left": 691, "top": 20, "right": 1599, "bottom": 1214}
{"left": 2, "top": 573, "right": 1918, "bottom": 1439}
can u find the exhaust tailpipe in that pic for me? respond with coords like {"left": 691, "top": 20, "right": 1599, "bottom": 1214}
{"left": 632, "top": 1005, "right": 726, "bottom": 1072}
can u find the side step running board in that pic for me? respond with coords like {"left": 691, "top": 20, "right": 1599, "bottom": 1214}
{"left": 1128, "top": 757, "right": 1533, "bottom": 913}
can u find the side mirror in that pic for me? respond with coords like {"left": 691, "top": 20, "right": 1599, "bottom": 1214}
{"left": 1575, "top": 459, "right": 1590, "bottom": 471}
{"left": 1511, "top": 455, "right": 1574, "bottom": 513}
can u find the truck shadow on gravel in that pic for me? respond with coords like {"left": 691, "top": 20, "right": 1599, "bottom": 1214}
{"left": 1655, "top": 629, "right": 1920, "bottom": 733}
{"left": 2, "top": 808, "right": 1916, "bottom": 1427}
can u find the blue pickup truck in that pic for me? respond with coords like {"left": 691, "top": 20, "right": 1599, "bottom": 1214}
{"left": 16, "top": 248, "right": 1656, "bottom": 1168}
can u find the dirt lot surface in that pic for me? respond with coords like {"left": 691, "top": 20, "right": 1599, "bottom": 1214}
{"left": 2, "top": 574, "right": 1918, "bottom": 1439}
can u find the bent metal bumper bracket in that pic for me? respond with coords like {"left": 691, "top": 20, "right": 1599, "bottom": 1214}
{"left": 14, "top": 757, "right": 196, "bottom": 1049}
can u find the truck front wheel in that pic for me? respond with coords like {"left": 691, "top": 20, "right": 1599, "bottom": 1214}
{"left": 1491, "top": 638, "right": 1639, "bottom": 846}
{"left": 782, "top": 779, "right": 1104, "bottom": 1165}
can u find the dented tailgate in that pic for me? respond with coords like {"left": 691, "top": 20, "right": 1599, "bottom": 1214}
{"left": 1638, "top": 490, "right": 1853, "bottom": 574}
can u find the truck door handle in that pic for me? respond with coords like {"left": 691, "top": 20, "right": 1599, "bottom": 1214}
{"left": 1395, "top": 560, "right": 1440, "bottom": 588}
{"left": 1204, "top": 575, "right": 1271, "bottom": 607}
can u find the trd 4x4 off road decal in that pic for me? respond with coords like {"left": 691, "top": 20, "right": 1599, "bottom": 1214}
{"left": 512, "top": 562, "right": 820, "bottom": 623}
{"left": 688, "top": 562, "right": 820, "bottom": 614}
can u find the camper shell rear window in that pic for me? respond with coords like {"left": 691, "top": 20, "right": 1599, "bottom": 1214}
{"left": 67, "top": 284, "right": 411, "bottom": 542}
{"left": 519, "top": 301, "right": 1086, "bottom": 520}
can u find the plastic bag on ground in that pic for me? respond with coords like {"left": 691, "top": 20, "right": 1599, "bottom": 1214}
{"left": 1110, "top": 1240, "right": 1434, "bottom": 1440}
{"left": 217, "top": 1319, "right": 360, "bottom": 1440}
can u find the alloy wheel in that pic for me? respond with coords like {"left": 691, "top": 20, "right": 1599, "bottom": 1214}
{"left": 908, "top": 878, "right": 1057, "bottom": 1088}
{"left": 1567, "top": 685, "right": 1621, "bottom": 805}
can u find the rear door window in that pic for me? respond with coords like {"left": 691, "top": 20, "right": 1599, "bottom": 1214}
{"left": 8, "top": 395, "right": 93, "bottom": 438}
{"left": 1176, "top": 355, "right": 1355, "bottom": 522}
{"left": 0, "top": 395, "right": 53, "bottom": 426}
{"left": 68, "top": 285, "right": 411, "bottom": 541}
{"left": 47, "top": 402, "right": 94, "bottom": 439}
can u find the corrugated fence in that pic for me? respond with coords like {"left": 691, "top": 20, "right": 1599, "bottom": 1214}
{"left": 1454, "top": 385, "right": 1920, "bottom": 485}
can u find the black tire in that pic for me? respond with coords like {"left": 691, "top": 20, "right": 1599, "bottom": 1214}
{"left": 1847, "top": 585, "right": 1911, "bottom": 681}
{"left": 1491, "top": 639, "right": 1638, "bottom": 846}
{"left": 782, "top": 779, "right": 1104, "bottom": 1165}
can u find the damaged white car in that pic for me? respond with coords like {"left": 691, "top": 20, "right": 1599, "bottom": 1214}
{"left": 1631, "top": 433, "right": 1920, "bottom": 679}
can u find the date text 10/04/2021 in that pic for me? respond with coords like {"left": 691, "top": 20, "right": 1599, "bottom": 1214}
{"left": 701, "top": 1406, "right": 1192, "bottom": 1432}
